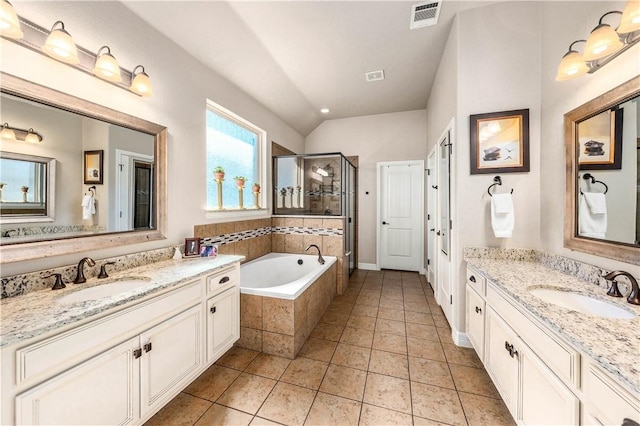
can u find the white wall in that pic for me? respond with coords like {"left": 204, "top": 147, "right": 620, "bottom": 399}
{"left": 1, "top": 1, "right": 304, "bottom": 275}
{"left": 305, "top": 110, "right": 427, "bottom": 265}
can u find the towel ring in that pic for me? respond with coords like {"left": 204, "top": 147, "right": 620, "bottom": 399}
{"left": 87, "top": 185, "right": 96, "bottom": 196}
{"left": 580, "top": 173, "right": 608, "bottom": 194}
{"left": 487, "top": 176, "right": 514, "bottom": 197}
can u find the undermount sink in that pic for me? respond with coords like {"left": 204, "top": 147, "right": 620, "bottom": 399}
{"left": 56, "top": 277, "right": 151, "bottom": 304}
{"left": 528, "top": 287, "right": 636, "bottom": 319}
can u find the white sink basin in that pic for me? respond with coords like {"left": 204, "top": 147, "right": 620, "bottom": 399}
{"left": 57, "top": 277, "right": 151, "bottom": 304}
{"left": 529, "top": 288, "right": 636, "bottom": 319}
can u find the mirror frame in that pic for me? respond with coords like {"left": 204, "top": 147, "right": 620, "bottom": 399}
{"left": 0, "top": 73, "right": 167, "bottom": 263}
{"left": 564, "top": 75, "right": 640, "bottom": 265}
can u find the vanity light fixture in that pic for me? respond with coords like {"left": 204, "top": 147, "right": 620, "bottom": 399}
{"left": 93, "top": 46, "right": 122, "bottom": 83}
{"left": 0, "top": 0, "right": 22, "bottom": 39}
{"left": 0, "top": 123, "right": 43, "bottom": 143}
{"left": 556, "top": 1, "right": 640, "bottom": 81}
{"left": 129, "top": 65, "right": 153, "bottom": 97}
{"left": 42, "top": 21, "right": 79, "bottom": 65}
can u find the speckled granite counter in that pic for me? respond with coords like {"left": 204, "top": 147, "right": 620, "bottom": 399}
{"left": 0, "top": 255, "right": 243, "bottom": 348}
{"left": 465, "top": 253, "right": 640, "bottom": 396}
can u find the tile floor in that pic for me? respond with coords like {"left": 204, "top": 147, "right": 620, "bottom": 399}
{"left": 145, "top": 270, "right": 515, "bottom": 426}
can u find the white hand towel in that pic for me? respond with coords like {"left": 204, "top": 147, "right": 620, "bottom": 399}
{"left": 583, "top": 192, "right": 607, "bottom": 215}
{"left": 491, "top": 193, "right": 514, "bottom": 238}
{"left": 579, "top": 193, "right": 607, "bottom": 239}
{"left": 81, "top": 195, "right": 95, "bottom": 220}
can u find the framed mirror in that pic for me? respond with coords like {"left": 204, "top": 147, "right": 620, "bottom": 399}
{"left": 564, "top": 76, "right": 640, "bottom": 265}
{"left": 0, "top": 73, "right": 167, "bottom": 263}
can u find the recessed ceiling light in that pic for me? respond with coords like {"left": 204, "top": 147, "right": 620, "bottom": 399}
{"left": 320, "top": 108, "right": 330, "bottom": 114}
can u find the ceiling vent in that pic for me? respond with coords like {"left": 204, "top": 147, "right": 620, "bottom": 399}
{"left": 365, "top": 69, "right": 385, "bottom": 82}
{"left": 410, "top": 1, "right": 441, "bottom": 30}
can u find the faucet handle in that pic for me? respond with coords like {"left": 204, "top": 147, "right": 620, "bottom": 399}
{"left": 98, "top": 262, "right": 116, "bottom": 279}
{"left": 45, "top": 273, "right": 66, "bottom": 290}
{"left": 606, "top": 279, "right": 623, "bottom": 298}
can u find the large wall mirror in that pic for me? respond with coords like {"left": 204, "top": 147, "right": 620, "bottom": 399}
{"left": 0, "top": 73, "right": 167, "bottom": 263}
{"left": 565, "top": 76, "right": 640, "bottom": 265}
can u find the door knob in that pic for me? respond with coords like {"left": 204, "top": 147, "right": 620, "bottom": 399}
{"left": 436, "top": 231, "right": 441, "bottom": 236}
{"left": 382, "top": 221, "right": 390, "bottom": 225}
{"left": 429, "top": 228, "right": 435, "bottom": 232}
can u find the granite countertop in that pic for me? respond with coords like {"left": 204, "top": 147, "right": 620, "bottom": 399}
{"left": 0, "top": 255, "right": 244, "bottom": 349}
{"left": 465, "top": 257, "right": 640, "bottom": 396}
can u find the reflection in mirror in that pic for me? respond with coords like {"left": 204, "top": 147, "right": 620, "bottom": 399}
{"left": 565, "top": 76, "right": 640, "bottom": 264}
{"left": 0, "top": 72, "right": 167, "bottom": 264}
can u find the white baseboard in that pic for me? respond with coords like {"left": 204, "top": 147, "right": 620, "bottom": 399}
{"left": 453, "top": 330, "right": 473, "bottom": 348}
{"left": 358, "top": 263, "right": 380, "bottom": 271}
{"left": 419, "top": 268, "right": 427, "bottom": 276}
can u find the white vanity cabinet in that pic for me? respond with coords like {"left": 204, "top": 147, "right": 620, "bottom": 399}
{"left": 205, "top": 266, "right": 240, "bottom": 364}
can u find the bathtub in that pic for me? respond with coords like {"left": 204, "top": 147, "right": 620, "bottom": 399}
{"left": 240, "top": 252, "right": 337, "bottom": 300}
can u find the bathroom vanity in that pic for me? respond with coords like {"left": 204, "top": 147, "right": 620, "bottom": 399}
{"left": 465, "top": 253, "right": 639, "bottom": 425}
{"left": 0, "top": 255, "right": 242, "bottom": 425}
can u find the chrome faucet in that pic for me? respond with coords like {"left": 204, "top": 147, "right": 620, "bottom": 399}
{"left": 305, "top": 244, "right": 325, "bottom": 265}
{"left": 603, "top": 271, "right": 640, "bottom": 305}
{"left": 73, "top": 257, "right": 96, "bottom": 284}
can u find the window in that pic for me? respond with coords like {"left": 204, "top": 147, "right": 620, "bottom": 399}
{"left": 206, "top": 100, "right": 266, "bottom": 211}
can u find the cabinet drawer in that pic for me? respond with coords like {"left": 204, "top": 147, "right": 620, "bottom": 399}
{"left": 16, "top": 280, "right": 202, "bottom": 386}
{"left": 487, "top": 284, "right": 579, "bottom": 388}
{"left": 207, "top": 265, "right": 239, "bottom": 296}
{"left": 584, "top": 365, "right": 640, "bottom": 425}
{"left": 466, "top": 267, "right": 486, "bottom": 296}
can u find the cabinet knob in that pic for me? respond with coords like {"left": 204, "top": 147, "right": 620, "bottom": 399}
{"left": 210, "top": 306, "right": 217, "bottom": 314}
{"left": 219, "top": 276, "right": 230, "bottom": 284}
{"left": 469, "top": 275, "right": 476, "bottom": 283}
{"left": 475, "top": 306, "right": 482, "bottom": 314}
{"left": 133, "top": 348, "right": 142, "bottom": 359}
{"left": 144, "top": 342, "right": 152, "bottom": 353}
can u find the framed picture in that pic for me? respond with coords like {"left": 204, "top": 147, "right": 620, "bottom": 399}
{"left": 83, "top": 150, "right": 104, "bottom": 184}
{"left": 184, "top": 238, "right": 200, "bottom": 257}
{"left": 199, "top": 244, "right": 218, "bottom": 258}
{"left": 470, "top": 109, "right": 530, "bottom": 174}
{"left": 577, "top": 108, "right": 623, "bottom": 170}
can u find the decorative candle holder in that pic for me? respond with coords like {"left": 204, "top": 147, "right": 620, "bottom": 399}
{"left": 280, "top": 188, "right": 287, "bottom": 208}
{"left": 20, "top": 186, "right": 28, "bottom": 203}
{"left": 252, "top": 183, "right": 261, "bottom": 209}
{"left": 288, "top": 186, "right": 294, "bottom": 208}
{"left": 0, "top": 183, "right": 5, "bottom": 202}
{"left": 235, "top": 176, "right": 246, "bottom": 209}
{"left": 213, "top": 167, "right": 225, "bottom": 209}
{"left": 296, "top": 185, "right": 302, "bottom": 208}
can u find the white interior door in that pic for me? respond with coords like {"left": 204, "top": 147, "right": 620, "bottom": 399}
{"left": 427, "top": 150, "right": 437, "bottom": 290}
{"left": 378, "top": 161, "right": 424, "bottom": 271}
{"left": 437, "top": 131, "right": 453, "bottom": 324}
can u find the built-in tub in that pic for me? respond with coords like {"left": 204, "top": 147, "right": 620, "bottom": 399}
{"left": 238, "top": 252, "right": 338, "bottom": 358}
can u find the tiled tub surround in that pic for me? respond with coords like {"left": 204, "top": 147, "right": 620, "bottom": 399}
{"left": 194, "top": 219, "right": 272, "bottom": 263}
{"left": 238, "top": 260, "right": 337, "bottom": 358}
{"left": 464, "top": 247, "right": 640, "bottom": 396}
{"left": 0, "top": 254, "right": 244, "bottom": 348}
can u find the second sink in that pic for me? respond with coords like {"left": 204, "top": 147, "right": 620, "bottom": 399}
{"left": 57, "top": 277, "right": 151, "bottom": 304}
{"left": 528, "top": 287, "right": 636, "bottom": 319}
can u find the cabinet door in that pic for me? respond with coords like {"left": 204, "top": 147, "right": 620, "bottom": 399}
{"left": 16, "top": 337, "right": 140, "bottom": 425}
{"left": 140, "top": 305, "right": 203, "bottom": 417}
{"left": 519, "top": 346, "right": 579, "bottom": 425}
{"left": 207, "top": 287, "right": 240, "bottom": 364}
{"left": 485, "top": 307, "right": 519, "bottom": 416}
{"left": 465, "top": 286, "right": 485, "bottom": 361}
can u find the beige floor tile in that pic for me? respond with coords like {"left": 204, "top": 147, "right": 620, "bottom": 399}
{"left": 459, "top": 391, "right": 515, "bottom": 426}
{"left": 433, "top": 315, "right": 451, "bottom": 328}
{"left": 363, "top": 372, "right": 412, "bottom": 414}
{"left": 350, "top": 304, "right": 379, "bottom": 318}
{"left": 407, "top": 337, "right": 446, "bottom": 362}
{"left": 216, "top": 346, "right": 260, "bottom": 370}
{"left": 184, "top": 364, "right": 242, "bottom": 402}
{"left": 244, "top": 353, "right": 291, "bottom": 380}
{"left": 320, "top": 310, "right": 350, "bottom": 326}
{"left": 319, "top": 364, "right": 367, "bottom": 400}
{"left": 377, "top": 307, "right": 406, "bottom": 321}
{"left": 216, "top": 373, "right": 276, "bottom": 415}
{"left": 298, "top": 337, "right": 338, "bottom": 362}
{"left": 359, "top": 288, "right": 382, "bottom": 298}
{"left": 346, "top": 314, "right": 377, "bottom": 331}
{"left": 449, "top": 364, "right": 501, "bottom": 399}
{"left": 369, "top": 349, "right": 409, "bottom": 379}
{"left": 442, "top": 343, "right": 483, "bottom": 368}
{"left": 372, "top": 331, "right": 408, "bottom": 355}
{"left": 405, "top": 310, "right": 435, "bottom": 326}
{"left": 404, "top": 301, "right": 431, "bottom": 314}
{"left": 310, "top": 322, "right": 344, "bottom": 342}
{"left": 249, "top": 417, "right": 282, "bottom": 426}
{"left": 413, "top": 416, "right": 451, "bottom": 426}
{"left": 331, "top": 343, "right": 371, "bottom": 370}
{"left": 436, "top": 326, "right": 454, "bottom": 344}
{"left": 406, "top": 323, "right": 438, "bottom": 340}
{"left": 144, "top": 392, "right": 211, "bottom": 426}
{"left": 256, "top": 382, "right": 316, "bottom": 425}
{"left": 194, "top": 403, "right": 253, "bottom": 426}
{"left": 280, "top": 357, "right": 329, "bottom": 389}
{"left": 340, "top": 326, "right": 374, "bottom": 348}
{"left": 356, "top": 294, "right": 381, "bottom": 307}
{"left": 305, "top": 392, "right": 361, "bottom": 425}
{"left": 379, "top": 297, "right": 404, "bottom": 310}
{"left": 380, "top": 290, "right": 404, "bottom": 301}
{"left": 375, "top": 318, "right": 406, "bottom": 336}
{"left": 359, "top": 404, "right": 413, "bottom": 426}
{"left": 408, "top": 357, "right": 455, "bottom": 389}
{"left": 411, "top": 382, "right": 466, "bottom": 425}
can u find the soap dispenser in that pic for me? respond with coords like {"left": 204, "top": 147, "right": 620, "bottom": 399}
{"left": 173, "top": 246, "right": 183, "bottom": 260}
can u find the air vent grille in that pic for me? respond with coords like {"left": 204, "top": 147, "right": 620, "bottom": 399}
{"left": 410, "top": 1, "right": 441, "bottom": 29}
{"left": 365, "top": 70, "right": 385, "bottom": 82}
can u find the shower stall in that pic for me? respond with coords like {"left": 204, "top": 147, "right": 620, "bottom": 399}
{"left": 273, "top": 153, "right": 357, "bottom": 274}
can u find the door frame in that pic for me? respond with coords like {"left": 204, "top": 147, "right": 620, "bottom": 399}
{"left": 115, "top": 149, "right": 154, "bottom": 232}
{"left": 426, "top": 148, "right": 438, "bottom": 291}
{"left": 376, "top": 160, "right": 424, "bottom": 272}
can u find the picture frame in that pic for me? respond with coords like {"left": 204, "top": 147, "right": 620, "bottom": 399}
{"left": 83, "top": 150, "right": 104, "bottom": 184}
{"left": 199, "top": 244, "right": 218, "bottom": 258}
{"left": 577, "top": 108, "right": 623, "bottom": 170}
{"left": 470, "top": 109, "right": 530, "bottom": 174}
{"left": 184, "top": 238, "right": 200, "bottom": 257}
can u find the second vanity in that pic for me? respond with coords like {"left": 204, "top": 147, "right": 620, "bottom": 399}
{"left": 0, "top": 254, "right": 243, "bottom": 425}
{"left": 465, "top": 252, "right": 640, "bottom": 426}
